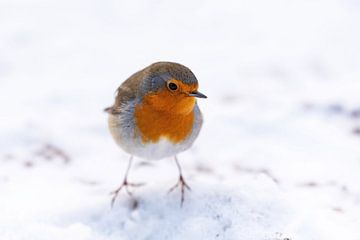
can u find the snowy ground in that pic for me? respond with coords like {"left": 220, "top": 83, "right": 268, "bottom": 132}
{"left": 1, "top": 0, "right": 360, "bottom": 239}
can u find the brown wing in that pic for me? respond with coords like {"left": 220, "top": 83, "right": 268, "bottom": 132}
{"left": 104, "top": 68, "right": 145, "bottom": 115}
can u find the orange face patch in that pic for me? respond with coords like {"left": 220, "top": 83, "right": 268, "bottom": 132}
{"left": 146, "top": 79, "right": 198, "bottom": 115}
{"left": 134, "top": 79, "right": 197, "bottom": 143}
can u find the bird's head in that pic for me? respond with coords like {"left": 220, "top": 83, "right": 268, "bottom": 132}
{"left": 140, "top": 62, "right": 207, "bottom": 115}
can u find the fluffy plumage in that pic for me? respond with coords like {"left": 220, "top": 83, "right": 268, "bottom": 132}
{"left": 106, "top": 62, "right": 204, "bottom": 160}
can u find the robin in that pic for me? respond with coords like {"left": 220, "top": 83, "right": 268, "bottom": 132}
{"left": 105, "top": 62, "right": 207, "bottom": 206}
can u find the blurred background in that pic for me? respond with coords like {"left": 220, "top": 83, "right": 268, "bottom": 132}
{"left": 1, "top": 0, "right": 360, "bottom": 239}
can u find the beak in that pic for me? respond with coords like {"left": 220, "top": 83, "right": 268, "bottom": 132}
{"left": 188, "top": 90, "right": 207, "bottom": 98}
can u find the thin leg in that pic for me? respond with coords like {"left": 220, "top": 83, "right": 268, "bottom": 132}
{"left": 110, "top": 156, "right": 144, "bottom": 207}
{"left": 168, "top": 156, "right": 191, "bottom": 206}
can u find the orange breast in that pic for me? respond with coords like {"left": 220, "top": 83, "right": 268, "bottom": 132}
{"left": 134, "top": 88, "right": 196, "bottom": 144}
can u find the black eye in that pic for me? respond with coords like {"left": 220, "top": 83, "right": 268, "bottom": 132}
{"left": 168, "top": 82, "right": 178, "bottom": 91}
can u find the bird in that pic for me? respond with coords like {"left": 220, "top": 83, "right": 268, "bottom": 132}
{"left": 105, "top": 61, "right": 207, "bottom": 206}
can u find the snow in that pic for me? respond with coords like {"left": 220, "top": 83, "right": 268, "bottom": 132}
{"left": 1, "top": 0, "right": 360, "bottom": 239}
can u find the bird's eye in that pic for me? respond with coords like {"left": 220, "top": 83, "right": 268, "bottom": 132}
{"left": 167, "top": 82, "right": 178, "bottom": 91}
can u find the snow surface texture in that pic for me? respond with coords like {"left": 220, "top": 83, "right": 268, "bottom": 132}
{"left": 1, "top": 0, "right": 360, "bottom": 239}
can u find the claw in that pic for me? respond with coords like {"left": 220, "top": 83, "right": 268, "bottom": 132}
{"left": 168, "top": 175, "right": 191, "bottom": 206}
{"left": 110, "top": 180, "right": 145, "bottom": 208}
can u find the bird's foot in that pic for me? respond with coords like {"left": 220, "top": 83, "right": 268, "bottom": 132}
{"left": 168, "top": 175, "right": 191, "bottom": 207}
{"left": 110, "top": 180, "right": 144, "bottom": 207}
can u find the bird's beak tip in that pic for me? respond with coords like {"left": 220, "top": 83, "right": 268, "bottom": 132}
{"left": 189, "top": 91, "right": 207, "bottom": 99}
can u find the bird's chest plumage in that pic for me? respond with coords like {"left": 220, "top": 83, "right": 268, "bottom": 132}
{"left": 108, "top": 87, "right": 202, "bottom": 160}
{"left": 108, "top": 99, "right": 202, "bottom": 160}
{"left": 134, "top": 100, "right": 195, "bottom": 144}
